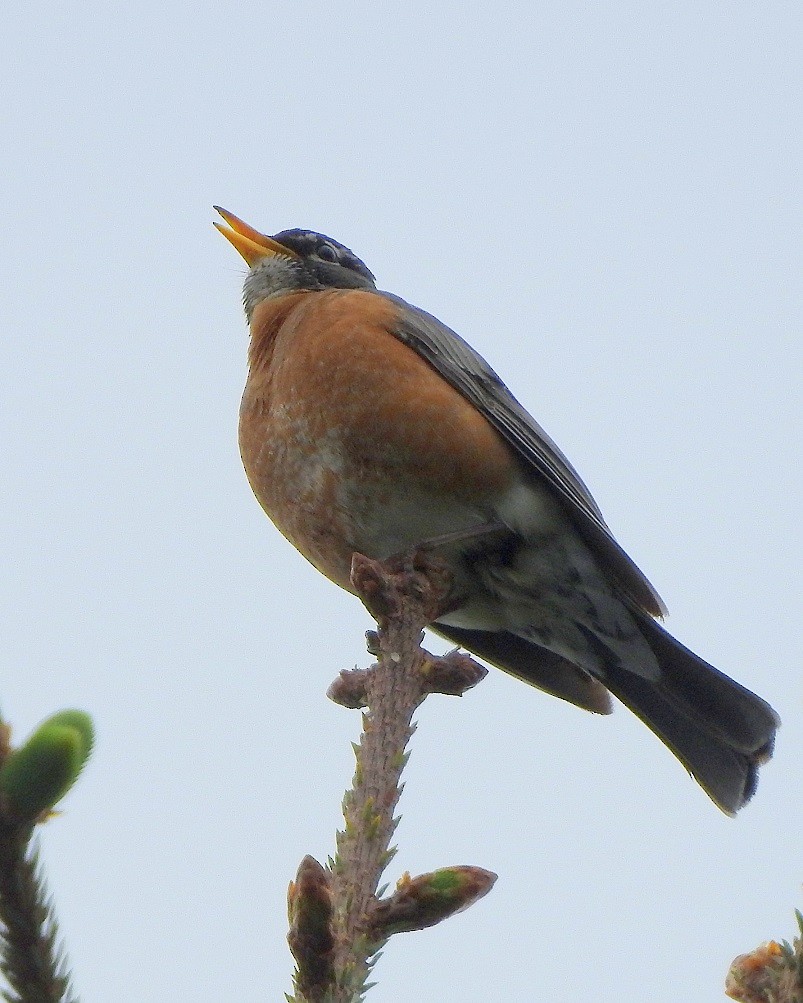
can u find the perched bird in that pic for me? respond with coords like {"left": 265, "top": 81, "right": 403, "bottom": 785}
{"left": 215, "top": 207, "right": 778, "bottom": 814}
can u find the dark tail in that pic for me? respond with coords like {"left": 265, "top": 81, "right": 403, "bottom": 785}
{"left": 434, "top": 616, "right": 779, "bottom": 815}
{"left": 593, "top": 613, "right": 778, "bottom": 814}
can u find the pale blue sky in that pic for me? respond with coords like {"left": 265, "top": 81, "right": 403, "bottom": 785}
{"left": 1, "top": 4, "right": 800, "bottom": 1001}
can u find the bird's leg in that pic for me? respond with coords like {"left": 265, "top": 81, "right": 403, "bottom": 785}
{"left": 409, "top": 519, "right": 509, "bottom": 553}
{"left": 380, "top": 520, "right": 508, "bottom": 618}
{"left": 387, "top": 519, "right": 508, "bottom": 569}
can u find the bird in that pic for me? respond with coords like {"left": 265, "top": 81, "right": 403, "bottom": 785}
{"left": 214, "top": 206, "right": 778, "bottom": 815}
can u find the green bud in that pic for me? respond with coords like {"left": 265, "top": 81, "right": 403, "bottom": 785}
{"left": 0, "top": 710, "right": 94, "bottom": 823}
{"left": 370, "top": 865, "right": 497, "bottom": 937}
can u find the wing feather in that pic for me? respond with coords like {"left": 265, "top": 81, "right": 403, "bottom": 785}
{"left": 386, "top": 293, "right": 667, "bottom": 617}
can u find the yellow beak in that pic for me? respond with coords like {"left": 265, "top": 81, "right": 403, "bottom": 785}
{"left": 213, "top": 207, "right": 301, "bottom": 267}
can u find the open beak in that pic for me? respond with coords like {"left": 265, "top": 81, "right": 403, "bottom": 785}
{"left": 213, "top": 207, "right": 301, "bottom": 267}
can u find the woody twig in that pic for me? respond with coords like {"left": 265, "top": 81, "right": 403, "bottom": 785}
{"left": 286, "top": 552, "right": 495, "bottom": 1002}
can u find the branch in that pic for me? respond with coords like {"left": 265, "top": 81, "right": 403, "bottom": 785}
{"left": 0, "top": 711, "right": 92, "bottom": 1003}
{"left": 0, "top": 827, "right": 77, "bottom": 1003}
{"left": 726, "top": 910, "right": 803, "bottom": 1003}
{"left": 286, "top": 553, "right": 494, "bottom": 1002}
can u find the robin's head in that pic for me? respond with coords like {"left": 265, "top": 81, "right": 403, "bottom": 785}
{"left": 214, "top": 208, "right": 376, "bottom": 320}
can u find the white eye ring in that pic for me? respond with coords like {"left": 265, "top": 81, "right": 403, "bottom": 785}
{"left": 317, "top": 243, "right": 338, "bottom": 262}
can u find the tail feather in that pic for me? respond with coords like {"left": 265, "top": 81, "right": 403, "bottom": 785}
{"left": 600, "top": 613, "right": 777, "bottom": 814}
{"left": 433, "top": 615, "right": 778, "bottom": 815}
{"left": 601, "top": 661, "right": 774, "bottom": 815}
{"left": 635, "top": 613, "right": 779, "bottom": 754}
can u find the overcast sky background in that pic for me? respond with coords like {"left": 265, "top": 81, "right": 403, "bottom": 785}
{"left": 1, "top": 5, "right": 800, "bottom": 1001}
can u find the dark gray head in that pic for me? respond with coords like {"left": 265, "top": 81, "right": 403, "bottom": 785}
{"left": 213, "top": 209, "right": 376, "bottom": 321}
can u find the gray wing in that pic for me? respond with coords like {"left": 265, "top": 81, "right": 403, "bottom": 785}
{"left": 385, "top": 292, "right": 667, "bottom": 617}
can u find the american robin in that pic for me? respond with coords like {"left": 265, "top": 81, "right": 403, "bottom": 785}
{"left": 214, "top": 207, "right": 778, "bottom": 815}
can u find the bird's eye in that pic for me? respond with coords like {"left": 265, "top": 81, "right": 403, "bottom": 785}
{"left": 316, "top": 243, "right": 339, "bottom": 262}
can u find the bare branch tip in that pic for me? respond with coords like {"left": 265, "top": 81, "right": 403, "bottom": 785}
{"left": 420, "top": 650, "right": 488, "bottom": 697}
{"left": 287, "top": 855, "right": 335, "bottom": 1001}
{"left": 327, "top": 668, "right": 371, "bottom": 709}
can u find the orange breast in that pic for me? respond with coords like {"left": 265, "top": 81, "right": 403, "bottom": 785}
{"left": 239, "top": 289, "right": 517, "bottom": 589}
